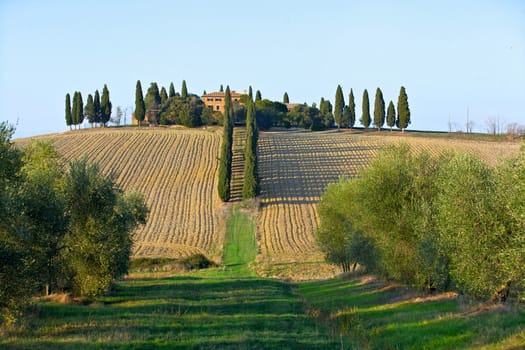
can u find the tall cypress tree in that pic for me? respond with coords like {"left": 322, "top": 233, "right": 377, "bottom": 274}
{"left": 160, "top": 87, "right": 168, "bottom": 105}
{"left": 100, "top": 84, "right": 112, "bottom": 126}
{"left": 218, "top": 86, "right": 234, "bottom": 202}
{"left": 169, "top": 82, "right": 176, "bottom": 98}
{"left": 242, "top": 97, "right": 259, "bottom": 199}
{"left": 84, "top": 94, "right": 96, "bottom": 126}
{"left": 220, "top": 84, "right": 224, "bottom": 92}
{"left": 248, "top": 86, "right": 253, "bottom": 100}
{"left": 348, "top": 89, "right": 356, "bottom": 128}
{"left": 181, "top": 80, "right": 188, "bottom": 99}
{"left": 93, "top": 90, "right": 101, "bottom": 126}
{"left": 145, "top": 83, "right": 161, "bottom": 124}
{"left": 255, "top": 90, "right": 262, "bottom": 101}
{"left": 397, "top": 86, "right": 411, "bottom": 132}
{"left": 373, "top": 87, "right": 385, "bottom": 131}
{"left": 65, "top": 93, "right": 72, "bottom": 130}
{"left": 283, "top": 92, "right": 289, "bottom": 104}
{"left": 387, "top": 101, "right": 396, "bottom": 131}
{"left": 361, "top": 89, "right": 370, "bottom": 128}
{"left": 77, "top": 92, "right": 84, "bottom": 127}
{"left": 134, "top": 80, "right": 146, "bottom": 126}
{"left": 334, "top": 85, "right": 345, "bottom": 129}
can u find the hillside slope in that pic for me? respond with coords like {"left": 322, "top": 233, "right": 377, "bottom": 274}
{"left": 16, "top": 127, "right": 223, "bottom": 260}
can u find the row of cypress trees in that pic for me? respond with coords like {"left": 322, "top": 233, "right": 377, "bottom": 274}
{"left": 65, "top": 85, "right": 112, "bottom": 129}
{"left": 217, "top": 86, "right": 235, "bottom": 202}
{"left": 333, "top": 86, "right": 410, "bottom": 131}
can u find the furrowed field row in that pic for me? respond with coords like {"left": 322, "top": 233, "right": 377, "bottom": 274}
{"left": 18, "top": 128, "right": 222, "bottom": 259}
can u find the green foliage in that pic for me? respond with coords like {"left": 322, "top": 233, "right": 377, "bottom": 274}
{"left": 181, "top": 80, "right": 188, "bottom": 99}
{"left": 84, "top": 94, "right": 95, "bottom": 125}
{"left": 334, "top": 85, "right": 345, "bottom": 129}
{"left": 283, "top": 92, "right": 289, "bottom": 104}
{"left": 160, "top": 87, "right": 168, "bottom": 105}
{"left": 65, "top": 93, "right": 72, "bottom": 129}
{"left": 93, "top": 90, "right": 101, "bottom": 125}
{"left": 397, "top": 86, "right": 411, "bottom": 131}
{"left": 242, "top": 99, "right": 259, "bottom": 199}
{"left": 386, "top": 100, "right": 396, "bottom": 130}
{"left": 360, "top": 89, "right": 370, "bottom": 128}
{"left": 168, "top": 82, "right": 176, "bottom": 98}
{"left": 63, "top": 158, "right": 147, "bottom": 297}
{"left": 319, "top": 98, "right": 333, "bottom": 128}
{"left": 255, "top": 90, "right": 262, "bottom": 101}
{"left": 159, "top": 95, "right": 204, "bottom": 127}
{"left": 100, "top": 84, "right": 112, "bottom": 126}
{"left": 288, "top": 104, "right": 319, "bottom": 129}
{"left": 144, "top": 83, "right": 161, "bottom": 125}
{"left": 134, "top": 81, "right": 145, "bottom": 126}
{"left": 373, "top": 87, "right": 385, "bottom": 130}
{"left": 218, "top": 87, "right": 234, "bottom": 202}
{"left": 255, "top": 99, "right": 288, "bottom": 130}
{"left": 348, "top": 89, "right": 356, "bottom": 128}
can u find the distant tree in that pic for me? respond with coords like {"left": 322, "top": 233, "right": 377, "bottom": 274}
{"left": 134, "top": 80, "right": 146, "bottom": 126}
{"left": 386, "top": 101, "right": 396, "bottom": 130}
{"left": 348, "top": 89, "right": 356, "bottom": 128}
{"left": 65, "top": 93, "right": 72, "bottom": 130}
{"left": 169, "top": 82, "right": 176, "bottom": 98}
{"left": 160, "top": 87, "right": 168, "bottom": 105}
{"left": 360, "top": 89, "right": 370, "bottom": 128}
{"left": 111, "top": 106, "right": 123, "bottom": 126}
{"left": 248, "top": 86, "right": 253, "bottom": 100}
{"left": 93, "top": 90, "right": 101, "bottom": 126}
{"left": 283, "top": 92, "right": 289, "bottom": 104}
{"left": 287, "top": 104, "right": 319, "bottom": 129}
{"left": 181, "top": 80, "right": 188, "bottom": 99}
{"left": 100, "top": 84, "right": 112, "bottom": 126}
{"left": 72, "top": 92, "right": 84, "bottom": 128}
{"left": 373, "top": 87, "right": 385, "bottom": 131}
{"left": 397, "top": 86, "right": 411, "bottom": 132}
{"left": 84, "top": 94, "right": 96, "bottom": 126}
{"left": 145, "top": 83, "right": 161, "bottom": 125}
{"left": 220, "top": 84, "right": 224, "bottom": 92}
{"left": 319, "top": 98, "right": 333, "bottom": 128}
{"left": 255, "top": 90, "right": 262, "bottom": 101}
{"left": 218, "top": 86, "right": 234, "bottom": 202}
{"left": 334, "top": 85, "right": 345, "bottom": 129}
{"left": 202, "top": 90, "right": 207, "bottom": 95}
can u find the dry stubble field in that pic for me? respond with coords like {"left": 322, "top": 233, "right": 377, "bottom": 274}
{"left": 256, "top": 129, "right": 520, "bottom": 265}
{"left": 17, "top": 127, "right": 223, "bottom": 260}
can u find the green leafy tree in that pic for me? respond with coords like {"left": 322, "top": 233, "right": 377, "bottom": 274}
{"left": 255, "top": 90, "right": 262, "bottom": 101}
{"left": 334, "top": 85, "right": 345, "bottom": 129}
{"left": 93, "top": 90, "right": 101, "bottom": 126}
{"left": 319, "top": 98, "right": 333, "bottom": 128}
{"left": 387, "top": 100, "right": 396, "bottom": 130}
{"left": 220, "top": 84, "right": 224, "bottom": 92}
{"left": 373, "top": 87, "right": 385, "bottom": 131}
{"left": 248, "top": 86, "right": 253, "bottom": 100}
{"left": 84, "top": 94, "right": 96, "bottom": 126}
{"left": 72, "top": 92, "right": 84, "bottom": 128}
{"left": 169, "top": 82, "right": 176, "bottom": 98}
{"left": 397, "top": 86, "right": 411, "bottom": 131}
{"left": 63, "top": 158, "right": 147, "bottom": 297}
{"left": 283, "top": 92, "right": 289, "bottom": 104}
{"left": 65, "top": 93, "right": 72, "bottom": 130}
{"left": 145, "top": 82, "right": 161, "bottom": 125}
{"left": 348, "top": 89, "right": 356, "bottom": 128}
{"left": 100, "top": 84, "right": 112, "bottom": 126}
{"left": 360, "top": 89, "right": 370, "bottom": 128}
{"left": 181, "top": 80, "right": 188, "bottom": 99}
{"left": 134, "top": 80, "right": 145, "bottom": 126}
{"left": 217, "top": 86, "right": 234, "bottom": 202}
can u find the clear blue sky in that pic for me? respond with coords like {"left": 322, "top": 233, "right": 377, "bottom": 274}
{"left": 1, "top": 0, "right": 524, "bottom": 138}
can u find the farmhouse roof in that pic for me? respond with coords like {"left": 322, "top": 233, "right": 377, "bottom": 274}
{"left": 202, "top": 91, "right": 243, "bottom": 98}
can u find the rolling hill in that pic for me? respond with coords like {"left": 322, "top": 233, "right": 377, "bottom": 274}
{"left": 15, "top": 127, "right": 521, "bottom": 266}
